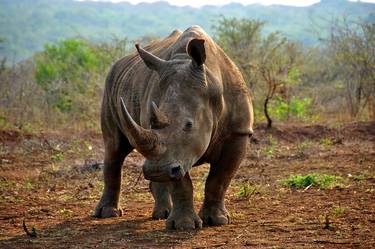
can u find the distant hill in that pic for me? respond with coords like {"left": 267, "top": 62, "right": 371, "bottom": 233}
{"left": 0, "top": 0, "right": 374, "bottom": 61}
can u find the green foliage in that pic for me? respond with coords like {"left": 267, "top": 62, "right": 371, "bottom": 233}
{"left": 236, "top": 182, "right": 260, "bottom": 198}
{"left": 36, "top": 39, "right": 100, "bottom": 86}
{"left": 213, "top": 17, "right": 265, "bottom": 90}
{"left": 214, "top": 16, "right": 308, "bottom": 127}
{"left": 51, "top": 152, "right": 64, "bottom": 162}
{"left": 280, "top": 173, "right": 345, "bottom": 189}
{"left": 333, "top": 206, "right": 348, "bottom": 216}
{"left": 351, "top": 174, "right": 365, "bottom": 181}
{"left": 292, "top": 98, "right": 312, "bottom": 118}
{"left": 35, "top": 63, "right": 58, "bottom": 89}
{"left": 319, "top": 137, "right": 333, "bottom": 146}
{"left": 0, "top": 35, "right": 130, "bottom": 130}
{"left": 264, "top": 134, "right": 278, "bottom": 158}
{"left": 213, "top": 17, "right": 265, "bottom": 63}
{"left": 270, "top": 97, "right": 314, "bottom": 121}
{"left": 23, "top": 179, "right": 33, "bottom": 190}
{"left": 287, "top": 67, "right": 301, "bottom": 84}
{"left": 270, "top": 99, "right": 288, "bottom": 120}
{"left": 0, "top": 115, "right": 9, "bottom": 128}
{"left": 55, "top": 93, "right": 73, "bottom": 113}
{"left": 296, "top": 140, "right": 312, "bottom": 153}
{"left": 31, "top": 37, "right": 130, "bottom": 128}
{"left": 1, "top": 2, "right": 374, "bottom": 130}
{"left": 35, "top": 39, "right": 102, "bottom": 112}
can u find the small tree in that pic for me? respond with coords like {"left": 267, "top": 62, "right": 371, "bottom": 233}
{"left": 34, "top": 37, "right": 130, "bottom": 127}
{"left": 327, "top": 18, "right": 375, "bottom": 117}
{"left": 213, "top": 17, "right": 265, "bottom": 90}
{"left": 0, "top": 37, "right": 131, "bottom": 130}
{"left": 258, "top": 35, "right": 302, "bottom": 128}
{"left": 213, "top": 17, "right": 304, "bottom": 128}
{"left": 35, "top": 39, "right": 101, "bottom": 112}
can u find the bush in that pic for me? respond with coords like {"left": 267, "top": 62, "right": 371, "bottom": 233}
{"left": 270, "top": 97, "right": 315, "bottom": 121}
{"left": 35, "top": 39, "right": 102, "bottom": 112}
{"left": 0, "top": 37, "right": 130, "bottom": 130}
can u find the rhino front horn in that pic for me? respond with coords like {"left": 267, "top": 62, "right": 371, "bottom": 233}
{"left": 120, "top": 97, "right": 165, "bottom": 158}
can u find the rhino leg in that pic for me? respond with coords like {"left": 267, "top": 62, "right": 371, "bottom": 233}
{"left": 165, "top": 173, "right": 202, "bottom": 230}
{"left": 94, "top": 128, "right": 132, "bottom": 218}
{"left": 200, "top": 135, "right": 248, "bottom": 226}
{"left": 149, "top": 182, "right": 172, "bottom": 219}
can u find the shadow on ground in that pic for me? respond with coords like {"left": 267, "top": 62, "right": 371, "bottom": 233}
{"left": 1, "top": 215, "right": 198, "bottom": 248}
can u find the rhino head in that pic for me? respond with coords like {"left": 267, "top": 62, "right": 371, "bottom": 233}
{"left": 121, "top": 39, "right": 218, "bottom": 182}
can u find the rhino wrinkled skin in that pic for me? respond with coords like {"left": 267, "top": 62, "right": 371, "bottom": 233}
{"left": 94, "top": 26, "right": 254, "bottom": 230}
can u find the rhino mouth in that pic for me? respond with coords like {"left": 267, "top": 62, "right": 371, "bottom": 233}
{"left": 142, "top": 161, "right": 186, "bottom": 182}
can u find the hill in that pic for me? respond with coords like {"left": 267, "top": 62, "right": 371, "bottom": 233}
{"left": 0, "top": 0, "right": 374, "bottom": 61}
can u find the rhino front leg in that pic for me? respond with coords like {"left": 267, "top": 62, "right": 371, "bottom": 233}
{"left": 150, "top": 182, "right": 172, "bottom": 219}
{"left": 200, "top": 135, "right": 248, "bottom": 226}
{"left": 166, "top": 173, "right": 202, "bottom": 230}
{"left": 94, "top": 132, "right": 132, "bottom": 218}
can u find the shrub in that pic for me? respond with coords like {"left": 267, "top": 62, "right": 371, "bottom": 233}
{"left": 35, "top": 39, "right": 102, "bottom": 113}
{"left": 270, "top": 97, "right": 315, "bottom": 121}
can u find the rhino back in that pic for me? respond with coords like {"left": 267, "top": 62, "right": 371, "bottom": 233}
{"left": 102, "top": 26, "right": 252, "bottom": 146}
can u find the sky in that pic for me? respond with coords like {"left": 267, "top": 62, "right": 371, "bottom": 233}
{"left": 84, "top": 0, "right": 375, "bottom": 7}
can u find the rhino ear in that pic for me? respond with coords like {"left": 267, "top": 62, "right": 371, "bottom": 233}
{"left": 187, "top": 39, "right": 206, "bottom": 67}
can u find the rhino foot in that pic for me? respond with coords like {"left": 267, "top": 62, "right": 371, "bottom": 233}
{"left": 149, "top": 181, "right": 172, "bottom": 220}
{"left": 94, "top": 203, "right": 122, "bottom": 218}
{"left": 152, "top": 206, "right": 171, "bottom": 220}
{"left": 166, "top": 209, "right": 202, "bottom": 230}
{"left": 199, "top": 204, "right": 230, "bottom": 226}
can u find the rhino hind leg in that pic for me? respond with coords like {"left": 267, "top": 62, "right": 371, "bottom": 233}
{"left": 166, "top": 173, "right": 202, "bottom": 230}
{"left": 200, "top": 135, "right": 248, "bottom": 226}
{"left": 150, "top": 182, "right": 172, "bottom": 219}
{"left": 94, "top": 129, "right": 133, "bottom": 218}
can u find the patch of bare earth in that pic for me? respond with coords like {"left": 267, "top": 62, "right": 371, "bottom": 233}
{"left": 0, "top": 122, "right": 374, "bottom": 248}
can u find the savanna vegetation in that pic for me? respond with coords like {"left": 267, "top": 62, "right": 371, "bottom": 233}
{"left": 213, "top": 16, "right": 375, "bottom": 127}
{"left": 1, "top": 15, "right": 374, "bottom": 131}
{"left": 1, "top": 0, "right": 374, "bottom": 61}
{"left": 0, "top": 1, "right": 374, "bottom": 248}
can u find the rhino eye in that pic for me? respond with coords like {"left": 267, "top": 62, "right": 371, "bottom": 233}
{"left": 183, "top": 121, "right": 193, "bottom": 131}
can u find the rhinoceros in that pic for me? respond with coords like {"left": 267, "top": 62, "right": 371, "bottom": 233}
{"left": 94, "top": 26, "right": 254, "bottom": 230}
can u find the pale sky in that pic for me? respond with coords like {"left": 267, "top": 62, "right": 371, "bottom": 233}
{"left": 85, "top": 0, "right": 375, "bottom": 7}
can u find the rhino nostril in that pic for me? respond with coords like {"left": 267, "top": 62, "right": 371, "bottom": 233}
{"left": 171, "top": 165, "right": 181, "bottom": 177}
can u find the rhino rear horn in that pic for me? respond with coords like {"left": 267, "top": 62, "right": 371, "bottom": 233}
{"left": 120, "top": 97, "right": 164, "bottom": 158}
{"left": 150, "top": 101, "right": 169, "bottom": 129}
{"left": 135, "top": 43, "right": 166, "bottom": 72}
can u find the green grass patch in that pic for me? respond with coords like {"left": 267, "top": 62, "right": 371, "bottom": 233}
{"left": 264, "top": 134, "right": 278, "bottom": 158}
{"left": 51, "top": 152, "right": 64, "bottom": 162}
{"left": 279, "top": 173, "right": 345, "bottom": 189}
{"left": 333, "top": 206, "right": 349, "bottom": 216}
{"left": 351, "top": 174, "right": 365, "bottom": 181}
{"left": 236, "top": 183, "right": 261, "bottom": 198}
{"left": 319, "top": 138, "right": 333, "bottom": 146}
{"left": 296, "top": 140, "right": 312, "bottom": 152}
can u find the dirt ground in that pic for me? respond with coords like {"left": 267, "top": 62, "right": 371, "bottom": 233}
{"left": 0, "top": 121, "right": 374, "bottom": 248}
